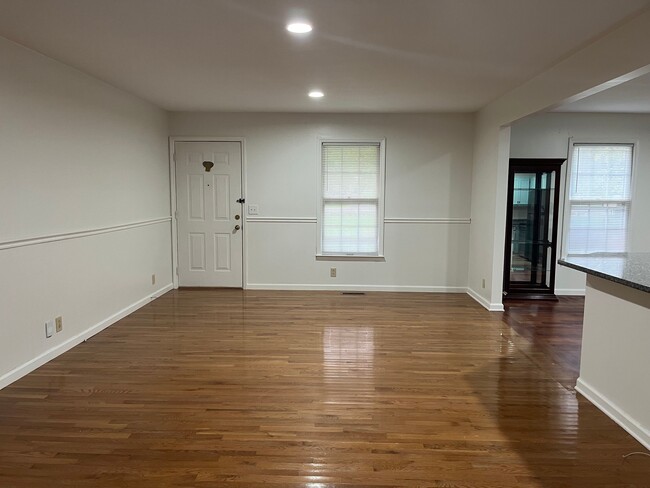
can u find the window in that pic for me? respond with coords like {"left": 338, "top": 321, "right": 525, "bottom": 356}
{"left": 565, "top": 143, "right": 633, "bottom": 255}
{"left": 318, "top": 140, "right": 385, "bottom": 256}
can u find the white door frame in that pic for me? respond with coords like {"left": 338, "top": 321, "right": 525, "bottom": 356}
{"left": 169, "top": 136, "right": 248, "bottom": 289}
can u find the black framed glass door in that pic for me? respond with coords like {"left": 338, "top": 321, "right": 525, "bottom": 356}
{"left": 503, "top": 159, "right": 564, "bottom": 299}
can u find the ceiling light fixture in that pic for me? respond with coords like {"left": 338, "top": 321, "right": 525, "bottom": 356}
{"left": 287, "top": 22, "right": 312, "bottom": 34}
{"left": 308, "top": 90, "right": 324, "bottom": 98}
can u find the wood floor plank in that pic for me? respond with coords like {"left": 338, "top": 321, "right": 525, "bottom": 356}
{"left": 0, "top": 290, "right": 648, "bottom": 487}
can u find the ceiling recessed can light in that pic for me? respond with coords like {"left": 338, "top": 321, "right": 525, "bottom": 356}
{"left": 287, "top": 22, "right": 312, "bottom": 34}
{"left": 308, "top": 90, "right": 324, "bottom": 98}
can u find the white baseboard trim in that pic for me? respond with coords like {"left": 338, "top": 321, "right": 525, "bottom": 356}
{"left": 246, "top": 283, "right": 467, "bottom": 293}
{"left": 0, "top": 283, "right": 173, "bottom": 390}
{"left": 555, "top": 288, "right": 586, "bottom": 296}
{"left": 576, "top": 377, "right": 650, "bottom": 450}
{"left": 466, "top": 287, "right": 505, "bottom": 312}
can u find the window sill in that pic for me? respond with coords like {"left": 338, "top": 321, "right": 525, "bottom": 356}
{"left": 316, "top": 254, "right": 386, "bottom": 262}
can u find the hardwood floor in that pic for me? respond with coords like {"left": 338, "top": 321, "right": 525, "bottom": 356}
{"left": 0, "top": 290, "right": 648, "bottom": 487}
{"left": 502, "top": 296, "right": 586, "bottom": 390}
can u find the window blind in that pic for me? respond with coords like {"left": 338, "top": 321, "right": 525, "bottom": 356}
{"left": 321, "top": 143, "right": 381, "bottom": 255}
{"left": 566, "top": 144, "right": 633, "bottom": 255}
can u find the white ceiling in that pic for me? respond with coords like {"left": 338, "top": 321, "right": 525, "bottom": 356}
{"left": 0, "top": 0, "right": 648, "bottom": 112}
{"left": 553, "top": 72, "right": 650, "bottom": 113}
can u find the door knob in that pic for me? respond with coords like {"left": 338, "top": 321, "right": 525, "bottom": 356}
{"left": 234, "top": 225, "right": 241, "bottom": 231}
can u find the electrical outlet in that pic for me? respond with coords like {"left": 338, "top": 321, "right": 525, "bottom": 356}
{"left": 330, "top": 267, "right": 337, "bottom": 278}
{"left": 152, "top": 273, "right": 156, "bottom": 285}
{"left": 55, "top": 316, "right": 63, "bottom": 333}
{"left": 45, "top": 320, "right": 54, "bottom": 338}
{"left": 247, "top": 204, "right": 259, "bottom": 215}
{"left": 482, "top": 278, "right": 486, "bottom": 289}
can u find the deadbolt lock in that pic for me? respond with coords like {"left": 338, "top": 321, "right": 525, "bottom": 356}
{"left": 235, "top": 215, "right": 240, "bottom": 220}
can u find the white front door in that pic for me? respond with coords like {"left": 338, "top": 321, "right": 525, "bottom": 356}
{"left": 175, "top": 141, "right": 243, "bottom": 287}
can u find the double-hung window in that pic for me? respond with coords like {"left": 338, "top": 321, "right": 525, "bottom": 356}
{"left": 565, "top": 143, "right": 634, "bottom": 255}
{"left": 318, "top": 140, "right": 385, "bottom": 257}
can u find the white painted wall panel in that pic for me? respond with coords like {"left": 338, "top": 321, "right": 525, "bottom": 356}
{"left": 244, "top": 222, "right": 469, "bottom": 290}
{"left": 0, "top": 223, "right": 172, "bottom": 380}
{"left": 170, "top": 113, "right": 474, "bottom": 290}
{"left": 0, "top": 38, "right": 171, "bottom": 385}
{"left": 577, "top": 276, "right": 650, "bottom": 448}
{"left": 0, "top": 40, "right": 170, "bottom": 242}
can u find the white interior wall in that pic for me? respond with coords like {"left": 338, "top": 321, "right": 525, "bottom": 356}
{"left": 0, "top": 38, "right": 172, "bottom": 387}
{"left": 510, "top": 112, "right": 650, "bottom": 293}
{"left": 170, "top": 112, "right": 474, "bottom": 291}
{"left": 577, "top": 275, "right": 650, "bottom": 450}
{"left": 467, "top": 122, "right": 511, "bottom": 310}
{"left": 467, "top": 10, "right": 650, "bottom": 309}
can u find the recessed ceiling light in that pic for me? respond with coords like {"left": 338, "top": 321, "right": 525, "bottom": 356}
{"left": 287, "top": 22, "right": 312, "bottom": 34}
{"left": 308, "top": 90, "right": 324, "bottom": 98}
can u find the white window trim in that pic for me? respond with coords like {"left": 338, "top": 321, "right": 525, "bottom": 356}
{"left": 561, "top": 139, "right": 637, "bottom": 258}
{"left": 316, "top": 137, "right": 386, "bottom": 259}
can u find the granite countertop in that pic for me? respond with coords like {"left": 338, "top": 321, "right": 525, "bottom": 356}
{"left": 558, "top": 253, "right": 650, "bottom": 293}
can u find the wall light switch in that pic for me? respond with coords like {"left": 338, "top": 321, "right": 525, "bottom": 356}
{"left": 45, "top": 320, "right": 54, "bottom": 338}
{"left": 247, "top": 204, "right": 259, "bottom": 215}
{"left": 55, "top": 316, "right": 63, "bottom": 333}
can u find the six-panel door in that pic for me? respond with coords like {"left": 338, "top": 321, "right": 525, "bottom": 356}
{"left": 175, "top": 141, "right": 243, "bottom": 287}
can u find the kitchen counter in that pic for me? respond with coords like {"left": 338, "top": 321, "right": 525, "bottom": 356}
{"left": 558, "top": 252, "right": 650, "bottom": 293}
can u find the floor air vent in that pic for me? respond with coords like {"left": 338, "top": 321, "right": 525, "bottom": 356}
{"left": 341, "top": 291, "right": 366, "bottom": 295}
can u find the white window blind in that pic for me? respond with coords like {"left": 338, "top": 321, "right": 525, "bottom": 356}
{"left": 320, "top": 142, "right": 383, "bottom": 255}
{"left": 566, "top": 144, "right": 633, "bottom": 255}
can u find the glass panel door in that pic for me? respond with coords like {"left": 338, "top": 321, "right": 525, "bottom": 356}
{"left": 510, "top": 172, "right": 537, "bottom": 284}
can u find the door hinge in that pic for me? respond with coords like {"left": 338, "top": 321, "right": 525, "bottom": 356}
{"left": 236, "top": 198, "right": 245, "bottom": 204}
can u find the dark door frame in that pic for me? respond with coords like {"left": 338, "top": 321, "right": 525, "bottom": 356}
{"left": 503, "top": 158, "right": 565, "bottom": 300}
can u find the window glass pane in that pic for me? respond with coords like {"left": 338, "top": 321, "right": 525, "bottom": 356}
{"left": 322, "top": 145, "right": 380, "bottom": 199}
{"left": 567, "top": 144, "right": 632, "bottom": 255}
{"left": 570, "top": 145, "right": 632, "bottom": 201}
{"left": 322, "top": 202, "right": 378, "bottom": 254}
{"left": 567, "top": 203, "right": 628, "bottom": 255}
{"left": 321, "top": 143, "right": 381, "bottom": 255}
